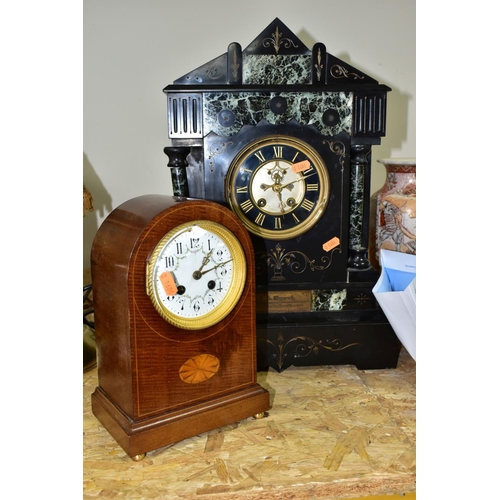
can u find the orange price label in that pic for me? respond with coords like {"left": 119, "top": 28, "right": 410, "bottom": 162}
{"left": 322, "top": 236, "right": 340, "bottom": 252}
{"left": 159, "top": 271, "right": 177, "bottom": 296}
{"left": 291, "top": 160, "right": 311, "bottom": 173}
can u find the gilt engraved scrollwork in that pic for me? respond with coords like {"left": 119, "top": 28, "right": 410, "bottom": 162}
{"left": 354, "top": 292, "right": 370, "bottom": 305}
{"left": 266, "top": 333, "right": 360, "bottom": 371}
{"left": 185, "top": 64, "right": 224, "bottom": 83}
{"left": 206, "top": 65, "right": 223, "bottom": 79}
{"left": 323, "top": 140, "right": 346, "bottom": 166}
{"left": 330, "top": 64, "right": 365, "bottom": 80}
{"left": 207, "top": 141, "right": 233, "bottom": 173}
{"left": 231, "top": 50, "right": 239, "bottom": 80}
{"left": 263, "top": 26, "right": 299, "bottom": 54}
{"left": 257, "top": 243, "right": 336, "bottom": 282}
{"left": 314, "top": 47, "right": 323, "bottom": 82}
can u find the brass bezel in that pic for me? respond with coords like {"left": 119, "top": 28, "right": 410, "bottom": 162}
{"left": 146, "top": 220, "right": 246, "bottom": 330}
{"left": 226, "top": 135, "right": 330, "bottom": 240}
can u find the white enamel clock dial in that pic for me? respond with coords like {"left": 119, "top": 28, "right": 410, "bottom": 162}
{"left": 146, "top": 220, "right": 246, "bottom": 330}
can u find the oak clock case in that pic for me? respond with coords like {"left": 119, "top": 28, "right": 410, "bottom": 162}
{"left": 163, "top": 18, "right": 402, "bottom": 372}
{"left": 90, "top": 195, "right": 270, "bottom": 460}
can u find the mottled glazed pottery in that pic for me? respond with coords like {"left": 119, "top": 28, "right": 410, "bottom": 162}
{"left": 369, "top": 158, "right": 416, "bottom": 270}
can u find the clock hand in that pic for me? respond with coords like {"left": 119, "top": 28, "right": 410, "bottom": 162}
{"left": 196, "top": 249, "right": 214, "bottom": 272}
{"left": 199, "top": 258, "right": 233, "bottom": 276}
{"left": 192, "top": 249, "right": 214, "bottom": 280}
{"left": 260, "top": 166, "right": 287, "bottom": 191}
{"left": 262, "top": 171, "right": 318, "bottom": 193}
{"left": 276, "top": 189, "right": 286, "bottom": 216}
{"left": 260, "top": 177, "right": 283, "bottom": 191}
{"left": 281, "top": 171, "right": 318, "bottom": 191}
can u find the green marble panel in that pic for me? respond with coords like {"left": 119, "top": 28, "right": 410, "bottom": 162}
{"left": 242, "top": 55, "right": 311, "bottom": 85}
{"left": 203, "top": 91, "right": 352, "bottom": 137}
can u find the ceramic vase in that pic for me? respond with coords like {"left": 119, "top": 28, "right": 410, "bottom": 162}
{"left": 369, "top": 158, "right": 416, "bottom": 270}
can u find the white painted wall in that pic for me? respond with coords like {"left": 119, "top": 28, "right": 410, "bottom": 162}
{"left": 83, "top": 0, "right": 415, "bottom": 268}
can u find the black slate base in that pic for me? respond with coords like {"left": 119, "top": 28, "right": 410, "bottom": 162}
{"left": 256, "top": 309, "right": 401, "bottom": 372}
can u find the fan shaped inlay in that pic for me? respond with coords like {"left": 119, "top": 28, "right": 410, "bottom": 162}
{"left": 179, "top": 354, "right": 220, "bottom": 384}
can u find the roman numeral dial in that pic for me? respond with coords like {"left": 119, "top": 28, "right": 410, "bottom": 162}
{"left": 226, "top": 136, "right": 330, "bottom": 240}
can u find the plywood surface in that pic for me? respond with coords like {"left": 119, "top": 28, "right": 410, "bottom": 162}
{"left": 83, "top": 349, "right": 415, "bottom": 499}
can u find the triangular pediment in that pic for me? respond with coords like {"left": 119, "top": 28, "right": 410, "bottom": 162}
{"left": 168, "top": 18, "right": 386, "bottom": 89}
{"left": 243, "top": 18, "right": 310, "bottom": 55}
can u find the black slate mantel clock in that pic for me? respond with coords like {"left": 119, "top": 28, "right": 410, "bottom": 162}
{"left": 162, "top": 18, "right": 401, "bottom": 372}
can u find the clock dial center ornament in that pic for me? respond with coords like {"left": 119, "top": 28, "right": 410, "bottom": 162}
{"left": 254, "top": 159, "right": 305, "bottom": 214}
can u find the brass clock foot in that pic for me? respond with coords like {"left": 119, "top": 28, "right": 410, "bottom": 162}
{"left": 131, "top": 453, "right": 146, "bottom": 461}
{"left": 253, "top": 412, "right": 266, "bottom": 419}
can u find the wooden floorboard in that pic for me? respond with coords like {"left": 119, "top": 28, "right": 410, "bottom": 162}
{"left": 83, "top": 348, "right": 416, "bottom": 499}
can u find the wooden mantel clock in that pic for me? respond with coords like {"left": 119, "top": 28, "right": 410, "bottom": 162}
{"left": 91, "top": 195, "right": 270, "bottom": 460}
{"left": 162, "top": 18, "right": 401, "bottom": 372}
